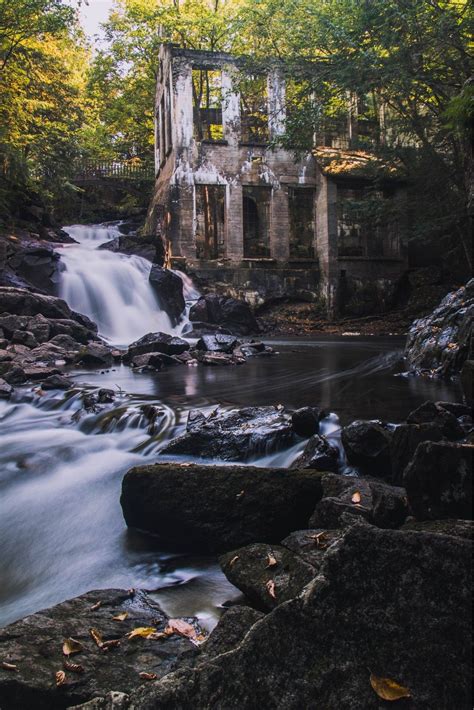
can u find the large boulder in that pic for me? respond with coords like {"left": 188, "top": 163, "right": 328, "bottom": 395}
{"left": 404, "top": 441, "right": 472, "bottom": 520}
{"left": 291, "top": 434, "right": 340, "bottom": 472}
{"left": 220, "top": 543, "right": 316, "bottom": 612}
{"left": 189, "top": 294, "right": 259, "bottom": 335}
{"left": 195, "top": 334, "right": 239, "bottom": 353}
{"left": 405, "top": 278, "right": 474, "bottom": 377}
{"left": 0, "top": 286, "right": 72, "bottom": 320}
{"left": 291, "top": 407, "right": 325, "bottom": 438}
{"left": 160, "top": 406, "right": 295, "bottom": 461}
{"left": 148, "top": 266, "right": 185, "bottom": 326}
{"left": 100, "top": 234, "right": 164, "bottom": 265}
{"left": 6, "top": 243, "right": 60, "bottom": 294}
{"left": 0, "top": 589, "right": 200, "bottom": 710}
{"left": 120, "top": 464, "right": 323, "bottom": 552}
{"left": 130, "top": 526, "right": 472, "bottom": 710}
{"left": 309, "top": 472, "right": 409, "bottom": 530}
{"left": 341, "top": 420, "right": 393, "bottom": 477}
{"left": 390, "top": 422, "right": 446, "bottom": 485}
{"left": 406, "top": 401, "right": 464, "bottom": 439}
{"left": 125, "top": 332, "right": 189, "bottom": 362}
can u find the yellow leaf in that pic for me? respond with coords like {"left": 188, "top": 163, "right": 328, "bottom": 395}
{"left": 62, "top": 638, "right": 83, "bottom": 656}
{"left": 112, "top": 612, "right": 128, "bottom": 622}
{"left": 370, "top": 673, "right": 411, "bottom": 701}
{"left": 55, "top": 670, "right": 66, "bottom": 687}
{"left": 266, "top": 580, "right": 276, "bottom": 599}
{"left": 351, "top": 491, "right": 362, "bottom": 504}
{"left": 127, "top": 627, "right": 157, "bottom": 640}
{"left": 139, "top": 672, "right": 158, "bottom": 680}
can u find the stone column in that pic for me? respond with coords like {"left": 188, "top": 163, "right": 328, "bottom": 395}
{"left": 225, "top": 183, "right": 244, "bottom": 261}
{"left": 268, "top": 68, "right": 286, "bottom": 139}
{"left": 270, "top": 186, "right": 290, "bottom": 261}
{"left": 222, "top": 66, "right": 241, "bottom": 147}
{"left": 316, "top": 176, "right": 339, "bottom": 317}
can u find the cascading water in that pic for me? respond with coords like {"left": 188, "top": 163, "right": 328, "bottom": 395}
{"left": 59, "top": 224, "right": 195, "bottom": 346}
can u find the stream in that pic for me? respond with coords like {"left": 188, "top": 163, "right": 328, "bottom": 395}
{"left": 0, "top": 223, "right": 463, "bottom": 631}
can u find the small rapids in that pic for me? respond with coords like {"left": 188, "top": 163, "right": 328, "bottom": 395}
{"left": 59, "top": 224, "right": 196, "bottom": 346}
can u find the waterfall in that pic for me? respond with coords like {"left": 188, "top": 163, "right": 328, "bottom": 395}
{"left": 59, "top": 224, "right": 196, "bottom": 347}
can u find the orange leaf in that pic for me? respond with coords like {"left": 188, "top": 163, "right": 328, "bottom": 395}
{"left": 55, "top": 670, "right": 66, "bottom": 687}
{"left": 139, "top": 672, "right": 158, "bottom": 680}
{"left": 62, "top": 638, "right": 83, "bottom": 656}
{"left": 266, "top": 553, "right": 278, "bottom": 568}
{"left": 112, "top": 612, "right": 128, "bottom": 622}
{"left": 370, "top": 673, "right": 411, "bottom": 701}
{"left": 351, "top": 491, "right": 362, "bottom": 504}
{"left": 1, "top": 661, "right": 18, "bottom": 672}
{"left": 266, "top": 580, "right": 276, "bottom": 599}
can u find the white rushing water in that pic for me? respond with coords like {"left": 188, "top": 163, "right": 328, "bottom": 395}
{"left": 59, "top": 224, "right": 191, "bottom": 346}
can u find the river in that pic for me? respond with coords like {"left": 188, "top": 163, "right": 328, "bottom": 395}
{"left": 0, "top": 223, "right": 462, "bottom": 631}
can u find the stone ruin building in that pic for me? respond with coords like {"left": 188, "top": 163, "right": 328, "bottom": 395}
{"left": 146, "top": 44, "right": 408, "bottom": 316}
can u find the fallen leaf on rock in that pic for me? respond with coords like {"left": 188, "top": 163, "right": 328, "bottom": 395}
{"left": 148, "top": 632, "right": 168, "bottom": 641}
{"left": 89, "top": 627, "right": 104, "bottom": 648}
{"left": 90, "top": 601, "right": 102, "bottom": 611}
{"left": 166, "top": 619, "right": 199, "bottom": 642}
{"left": 236, "top": 490, "right": 245, "bottom": 500}
{"left": 63, "top": 659, "right": 84, "bottom": 674}
{"left": 229, "top": 555, "right": 239, "bottom": 567}
{"left": 139, "top": 672, "right": 158, "bottom": 681}
{"left": 266, "top": 580, "right": 276, "bottom": 599}
{"left": 55, "top": 670, "right": 66, "bottom": 687}
{"left": 127, "top": 627, "right": 157, "bottom": 640}
{"left": 308, "top": 532, "right": 329, "bottom": 549}
{"left": 62, "top": 638, "right": 83, "bottom": 656}
{"left": 101, "top": 639, "right": 121, "bottom": 651}
{"left": 370, "top": 673, "right": 411, "bottom": 701}
{"left": 1, "top": 661, "right": 18, "bottom": 672}
{"left": 112, "top": 612, "right": 128, "bottom": 622}
{"left": 351, "top": 491, "right": 362, "bottom": 504}
{"left": 266, "top": 553, "right": 278, "bottom": 568}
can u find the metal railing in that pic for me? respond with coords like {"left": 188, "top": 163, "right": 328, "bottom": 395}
{"left": 72, "top": 159, "right": 155, "bottom": 182}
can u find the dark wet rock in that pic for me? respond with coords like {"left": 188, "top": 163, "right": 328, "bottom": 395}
{"left": 0, "top": 349, "right": 13, "bottom": 362}
{"left": 189, "top": 294, "right": 259, "bottom": 335}
{"left": 0, "top": 338, "right": 8, "bottom": 350}
{"left": 121, "top": 464, "right": 323, "bottom": 552}
{"left": 291, "top": 434, "right": 339, "bottom": 472}
{"left": 461, "top": 360, "right": 473, "bottom": 404}
{"left": 200, "top": 606, "right": 264, "bottom": 660}
{"left": 405, "top": 278, "right": 474, "bottom": 377}
{"left": 188, "top": 321, "right": 232, "bottom": 336}
{"left": 98, "top": 388, "right": 115, "bottom": 404}
{"left": 23, "top": 342, "right": 77, "bottom": 366}
{"left": 0, "top": 377, "right": 13, "bottom": 399}
{"left": 407, "top": 400, "right": 464, "bottom": 439}
{"left": 436, "top": 401, "right": 472, "bottom": 418}
{"left": 27, "top": 314, "right": 51, "bottom": 343}
{"left": 130, "top": 353, "right": 165, "bottom": 371}
{"left": 404, "top": 441, "right": 472, "bottom": 520}
{"left": 0, "top": 286, "right": 70, "bottom": 319}
{"left": 194, "top": 350, "right": 245, "bottom": 366}
{"left": 291, "top": 406, "right": 325, "bottom": 438}
{"left": 390, "top": 422, "right": 445, "bottom": 485}
{"left": 41, "top": 373, "right": 73, "bottom": 390}
{"left": 309, "top": 473, "right": 409, "bottom": 529}
{"left": 11, "top": 329, "right": 38, "bottom": 348}
{"left": 195, "top": 333, "right": 240, "bottom": 353}
{"left": 6, "top": 243, "right": 60, "bottom": 294}
{"left": 2, "top": 365, "right": 26, "bottom": 385}
{"left": 129, "top": 525, "right": 472, "bottom": 710}
{"left": 0, "top": 588, "right": 199, "bottom": 710}
{"left": 23, "top": 365, "right": 60, "bottom": 381}
{"left": 281, "top": 529, "right": 344, "bottom": 569}
{"left": 78, "top": 343, "right": 113, "bottom": 367}
{"left": 160, "top": 406, "right": 295, "bottom": 461}
{"left": 48, "top": 318, "right": 97, "bottom": 345}
{"left": 148, "top": 266, "right": 185, "bottom": 326}
{"left": 220, "top": 543, "right": 315, "bottom": 611}
{"left": 126, "top": 332, "right": 189, "bottom": 362}
{"left": 100, "top": 233, "right": 164, "bottom": 264}
{"left": 48, "top": 334, "right": 83, "bottom": 351}
{"left": 341, "top": 419, "right": 392, "bottom": 477}
{"left": 401, "top": 518, "right": 473, "bottom": 539}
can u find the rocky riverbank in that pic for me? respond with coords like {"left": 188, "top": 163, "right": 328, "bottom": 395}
{"left": 0, "top": 397, "right": 471, "bottom": 709}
